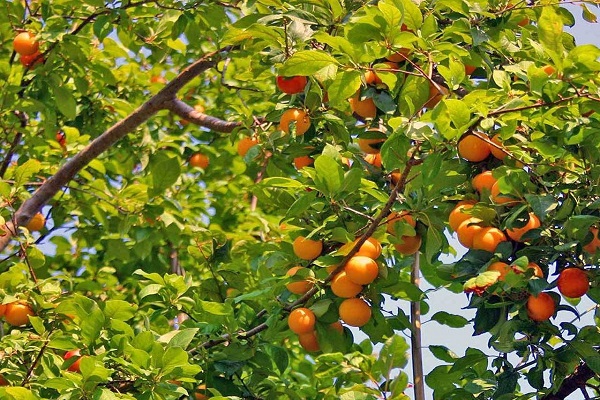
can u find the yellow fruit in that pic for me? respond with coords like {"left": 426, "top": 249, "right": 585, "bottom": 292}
{"left": 298, "top": 331, "right": 320, "bottom": 352}
{"left": 349, "top": 95, "right": 377, "bottom": 119}
{"left": 448, "top": 202, "right": 476, "bottom": 232}
{"left": 456, "top": 218, "right": 484, "bottom": 248}
{"left": 472, "top": 171, "right": 497, "bottom": 194}
{"left": 13, "top": 31, "right": 39, "bottom": 56}
{"left": 472, "top": 227, "right": 507, "bottom": 252}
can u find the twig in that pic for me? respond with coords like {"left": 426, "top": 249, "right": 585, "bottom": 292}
{"left": 410, "top": 255, "right": 425, "bottom": 400}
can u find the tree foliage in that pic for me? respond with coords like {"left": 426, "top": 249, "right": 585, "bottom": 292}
{"left": 0, "top": 0, "right": 599, "bottom": 398}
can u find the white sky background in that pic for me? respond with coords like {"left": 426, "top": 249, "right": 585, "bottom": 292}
{"left": 387, "top": 5, "right": 600, "bottom": 399}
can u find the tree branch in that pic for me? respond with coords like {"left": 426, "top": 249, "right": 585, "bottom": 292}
{"left": 164, "top": 98, "right": 241, "bottom": 133}
{"left": 541, "top": 363, "right": 596, "bottom": 400}
{"left": 0, "top": 48, "right": 232, "bottom": 253}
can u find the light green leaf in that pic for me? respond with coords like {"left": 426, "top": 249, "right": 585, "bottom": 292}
{"left": 327, "top": 70, "right": 361, "bottom": 106}
{"left": 279, "top": 50, "right": 339, "bottom": 76}
{"left": 50, "top": 85, "right": 77, "bottom": 119}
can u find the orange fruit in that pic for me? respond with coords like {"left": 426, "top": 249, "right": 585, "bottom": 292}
{"left": 330, "top": 271, "right": 363, "bottom": 298}
{"left": 349, "top": 95, "right": 377, "bottom": 119}
{"left": 150, "top": 75, "right": 167, "bottom": 84}
{"left": 490, "top": 181, "right": 519, "bottom": 205}
{"left": 513, "top": 262, "right": 544, "bottom": 278}
{"left": 189, "top": 153, "right": 209, "bottom": 169}
{"left": 472, "top": 171, "right": 497, "bottom": 194}
{"left": 194, "top": 384, "right": 209, "bottom": 400}
{"left": 358, "top": 138, "right": 385, "bottom": 154}
{"left": 386, "top": 48, "right": 411, "bottom": 62}
{"left": 344, "top": 256, "right": 379, "bottom": 285}
{"left": 329, "top": 320, "right": 344, "bottom": 334}
{"left": 288, "top": 307, "right": 316, "bottom": 334}
{"left": 364, "top": 153, "right": 382, "bottom": 167}
{"left": 26, "top": 212, "right": 45, "bottom": 231}
{"left": 285, "top": 266, "right": 315, "bottom": 295}
{"left": 489, "top": 134, "right": 508, "bottom": 160}
{"left": 506, "top": 212, "right": 541, "bottom": 242}
{"left": 20, "top": 51, "right": 44, "bottom": 68}
{"left": 293, "top": 155, "right": 314, "bottom": 169}
{"left": 0, "top": 303, "right": 6, "bottom": 317}
{"left": 456, "top": 218, "right": 485, "bottom": 248}
{"left": 292, "top": 236, "right": 323, "bottom": 260}
{"left": 526, "top": 292, "right": 555, "bottom": 322}
{"left": 557, "top": 268, "right": 589, "bottom": 298}
{"left": 472, "top": 227, "right": 507, "bottom": 252}
{"left": 458, "top": 134, "right": 491, "bottom": 162}
{"left": 338, "top": 298, "right": 371, "bottom": 327}
{"left": 279, "top": 108, "right": 311, "bottom": 135}
{"left": 237, "top": 137, "right": 259, "bottom": 157}
{"left": 542, "top": 65, "right": 556, "bottom": 76}
{"left": 582, "top": 227, "right": 600, "bottom": 253}
{"left": 298, "top": 331, "right": 320, "bottom": 352}
{"left": 424, "top": 83, "right": 449, "bottom": 109}
{"left": 364, "top": 69, "right": 382, "bottom": 85}
{"left": 387, "top": 211, "right": 416, "bottom": 235}
{"left": 486, "top": 261, "right": 511, "bottom": 281}
{"left": 4, "top": 301, "right": 34, "bottom": 326}
{"left": 465, "top": 64, "right": 477, "bottom": 75}
{"left": 448, "top": 202, "right": 475, "bottom": 232}
{"left": 353, "top": 237, "right": 382, "bottom": 259}
{"left": 517, "top": 17, "right": 530, "bottom": 27}
{"left": 394, "top": 234, "right": 422, "bottom": 255}
{"left": 13, "top": 31, "right": 39, "bottom": 56}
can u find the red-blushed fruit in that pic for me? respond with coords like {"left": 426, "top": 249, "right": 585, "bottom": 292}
{"left": 557, "top": 268, "right": 589, "bottom": 298}
{"left": 465, "top": 64, "right": 477, "bottom": 75}
{"left": 276, "top": 76, "right": 308, "bottom": 94}
{"left": 298, "top": 331, "right": 320, "bottom": 352}
{"left": 4, "top": 301, "right": 34, "bottom": 326}
{"left": 189, "top": 153, "right": 209, "bottom": 169}
{"left": 331, "top": 271, "right": 363, "bottom": 298}
{"left": 13, "top": 31, "right": 39, "bottom": 56}
{"left": 288, "top": 307, "right": 316, "bottom": 334}
{"left": 353, "top": 237, "right": 382, "bottom": 259}
{"left": 237, "top": 137, "right": 259, "bottom": 157}
{"left": 150, "top": 75, "right": 167, "bottom": 84}
{"left": 64, "top": 349, "right": 83, "bottom": 373}
{"left": 344, "top": 256, "right": 379, "bottom": 285}
{"left": 458, "top": 135, "right": 491, "bottom": 162}
{"left": 394, "top": 234, "right": 422, "bottom": 255}
{"left": 285, "top": 266, "right": 314, "bottom": 295}
{"left": 506, "top": 212, "right": 541, "bottom": 242}
{"left": 25, "top": 212, "right": 45, "bottom": 231}
{"left": 338, "top": 297, "right": 371, "bottom": 327}
{"left": 279, "top": 108, "right": 311, "bottom": 135}
{"left": 20, "top": 51, "right": 44, "bottom": 68}
{"left": 292, "top": 236, "right": 323, "bottom": 260}
{"left": 526, "top": 292, "right": 555, "bottom": 322}
{"left": 194, "top": 384, "right": 209, "bottom": 400}
{"left": 56, "top": 131, "right": 66, "bottom": 147}
{"left": 293, "top": 155, "right": 314, "bottom": 170}
{"left": 0, "top": 374, "right": 8, "bottom": 386}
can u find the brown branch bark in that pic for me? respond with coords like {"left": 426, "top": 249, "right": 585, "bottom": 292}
{"left": 0, "top": 48, "right": 235, "bottom": 253}
{"left": 541, "top": 363, "right": 597, "bottom": 400}
{"left": 164, "top": 99, "right": 241, "bottom": 133}
{"left": 410, "top": 255, "right": 425, "bottom": 400}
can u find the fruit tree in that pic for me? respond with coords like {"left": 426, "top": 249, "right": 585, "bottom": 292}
{"left": 1, "top": 0, "right": 600, "bottom": 399}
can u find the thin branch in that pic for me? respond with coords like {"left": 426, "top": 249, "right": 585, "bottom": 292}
{"left": 164, "top": 98, "right": 242, "bottom": 133}
{"left": 410, "top": 255, "right": 425, "bottom": 400}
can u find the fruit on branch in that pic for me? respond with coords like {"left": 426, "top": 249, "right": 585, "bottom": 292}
{"left": 456, "top": 217, "right": 484, "bottom": 248}
{"left": 472, "top": 171, "right": 497, "bottom": 194}
{"left": 0, "top": 303, "right": 6, "bottom": 317}
{"left": 557, "top": 268, "right": 589, "bottom": 298}
{"left": 279, "top": 108, "right": 311, "bottom": 135}
{"left": 4, "top": 301, "right": 34, "bottom": 326}
{"left": 363, "top": 153, "right": 382, "bottom": 168}
{"left": 292, "top": 236, "right": 322, "bottom": 260}
{"left": 424, "top": 82, "right": 449, "bottom": 109}
{"left": 490, "top": 181, "right": 520, "bottom": 205}
{"left": 542, "top": 65, "right": 556, "bottom": 76}
{"left": 285, "top": 266, "right": 315, "bottom": 295}
{"left": 364, "top": 69, "right": 382, "bottom": 85}
{"left": 386, "top": 48, "right": 411, "bottom": 63}
{"left": 464, "top": 64, "right": 477, "bottom": 75}
{"left": 526, "top": 292, "right": 555, "bottom": 322}
{"left": 338, "top": 297, "right": 371, "bottom": 327}
{"left": 393, "top": 234, "right": 422, "bottom": 255}
{"left": 150, "top": 75, "right": 166, "bottom": 84}
{"left": 25, "top": 212, "right": 45, "bottom": 231}
{"left": 331, "top": 271, "right": 363, "bottom": 298}
{"left": 448, "top": 201, "right": 476, "bottom": 232}
{"left": 293, "top": 155, "right": 314, "bottom": 169}
{"left": 458, "top": 134, "right": 491, "bottom": 162}
{"left": 20, "top": 51, "right": 44, "bottom": 68}
{"left": 472, "top": 227, "right": 507, "bottom": 252}
{"left": 56, "top": 131, "right": 66, "bottom": 147}
{"left": 329, "top": 320, "right": 344, "bottom": 334}
{"left": 489, "top": 134, "right": 508, "bottom": 160}
{"left": 64, "top": 349, "right": 83, "bottom": 373}
{"left": 298, "top": 331, "right": 320, "bottom": 352}
{"left": 344, "top": 256, "right": 379, "bottom": 285}
{"left": 288, "top": 307, "right": 316, "bottom": 334}
{"left": 353, "top": 237, "right": 382, "bottom": 259}
{"left": 582, "top": 227, "right": 600, "bottom": 253}
{"left": 357, "top": 130, "right": 386, "bottom": 154}
{"left": 13, "top": 31, "right": 39, "bottom": 56}
{"left": 0, "top": 374, "right": 7, "bottom": 386}
{"left": 349, "top": 94, "right": 377, "bottom": 119}
{"left": 486, "top": 261, "right": 511, "bottom": 281}
{"left": 237, "top": 137, "right": 259, "bottom": 157}
{"left": 512, "top": 262, "right": 544, "bottom": 278}
{"left": 506, "top": 212, "right": 540, "bottom": 242}
{"left": 194, "top": 384, "right": 209, "bottom": 400}
{"left": 386, "top": 211, "right": 416, "bottom": 235}
{"left": 276, "top": 75, "right": 308, "bottom": 94}
{"left": 189, "top": 153, "right": 209, "bottom": 169}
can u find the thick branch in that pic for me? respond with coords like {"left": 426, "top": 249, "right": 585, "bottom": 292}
{"left": 542, "top": 363, "right": 596, "bottom": 400}
{"left": 0, "top": 50, "right": 229, "bottom": 252}
{"left": 164, "top": 98, "right": 241, "bottom": 133}
{"left": 410, "top": 255, "right": 425, "bottom": 400}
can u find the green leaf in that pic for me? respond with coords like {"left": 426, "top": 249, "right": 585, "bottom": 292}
{"left": 537, "top": 7, "right": 565, "bottom": 65}
{"left": 430, "top": 311, "right": 469, "bottom": 328}
{"left": 14, "top": 159, "right": 41, "bottom": 188}
{"left": 314, "top": 155, "right": 344, "bottom": 196}
{"left": 151, "top": 154, "right": 181, "bottom": 193}
{"left": 199, "top": 300, "right": 232, "bottom": 316}
{"left": 102, "top": 300, "right": 136, "bottom": 321}
{"left": 279, "top": 50, "right": 339, "bottom": 76}
{"left": 429, "top": 345, "right": 458, "bottom": 363}
{"left": 327, "top": 70, "right": 361, "bottom": 106}
{"left": 50, "top": 85, "right": 77, "bottom": 120}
